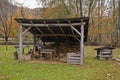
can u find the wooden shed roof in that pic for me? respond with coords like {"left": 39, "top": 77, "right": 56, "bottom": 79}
{"left": 15, "top": 17, "right": 89, "bottom": 42}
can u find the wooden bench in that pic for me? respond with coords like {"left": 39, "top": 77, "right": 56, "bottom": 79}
{"left": 94, "top": 46, "right": 115, "bottom": 59}
{"left": 40, "top": 49, "right": 55, "bottom": 60}
{"left": 14, "top": 45, "right": 29, "bottom": 54}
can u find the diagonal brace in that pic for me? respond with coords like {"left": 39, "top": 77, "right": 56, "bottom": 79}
{"left": 70, "top": 26, "right": 81, "bottom": 36}
{"left": 22, "top": 27, "right": 32, "bottom": 35}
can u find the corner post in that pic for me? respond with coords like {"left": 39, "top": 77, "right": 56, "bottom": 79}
{"left": 19, "top": 25, "right": 23, "bottom": 62}
{"left": 80, "top": 22, "right": 84, "bottom": 64}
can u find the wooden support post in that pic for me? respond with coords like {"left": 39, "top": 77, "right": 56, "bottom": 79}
{"left": 34, "top": 35, "right": 37, "bottom": 46}
{"left": 19, "top": 25, "right": 23, "bottom": 62}
{"left": 80, "top": 24, "right": 84, "bottom": 64}
{"left": 33, "top": 35, "right": 36, "bottom": 53}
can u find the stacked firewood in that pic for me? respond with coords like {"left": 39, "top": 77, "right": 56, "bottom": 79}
{"left": 54, "top": 42, "right": 80, "bottom": 58}
{"left": 40, "top": 42, "right": 80, "bottom": 59}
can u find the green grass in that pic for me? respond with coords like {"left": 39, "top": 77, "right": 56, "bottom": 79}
{"left": 0, "top": 45, "right": 120, "bottom": 80}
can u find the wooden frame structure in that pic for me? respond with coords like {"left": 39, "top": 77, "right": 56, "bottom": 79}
{"left": 15, "top": 17, "right": 89, "bottom": 64}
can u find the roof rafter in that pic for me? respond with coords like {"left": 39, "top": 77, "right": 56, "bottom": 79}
{"left": 44, "top": 21, "right": 58, "bottom": 40}
{"left": 68, "top": 20, "right": 78, "bottom": 41}
{"left": 57, "top": 21, "right": 68, "bottom": 41}
{"left": 35, "top": 26, "right": 44, "bottom": 34}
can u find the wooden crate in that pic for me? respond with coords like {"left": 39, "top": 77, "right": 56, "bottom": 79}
{"left": 67, "top": 53, "right": 80, "bottom": 64}
{"left": 97, "top": 49, "right": 113, "bottom": 59}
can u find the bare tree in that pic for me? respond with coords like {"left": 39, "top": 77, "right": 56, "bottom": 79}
{"left": 0, "top": 0, "right": 14, "bottom": 50}
{"left": 115, "top": 0, "right": 120, "bottom": 45}
{"left": 79, "top": 0, "right": 83, "bottom": 17}
{"left": 119, "top": 0, "right": 120, "bottom": 32}
{"left": 61, "top": 0, "right": 70, "bottom": 15}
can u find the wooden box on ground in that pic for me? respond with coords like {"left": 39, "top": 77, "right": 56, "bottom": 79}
{"left": 94, "top": 46, "right": 115, "bottom": 59}
{"left": 67, "top": 52, "right": 80, "bottom": 64}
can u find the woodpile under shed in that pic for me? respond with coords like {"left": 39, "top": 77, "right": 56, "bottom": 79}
{"left": 43, "top": 41, "right": 80, "bottom": 59}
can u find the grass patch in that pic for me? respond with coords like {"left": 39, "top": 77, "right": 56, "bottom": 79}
{"left": 0, "top": 45, "right": 120, "bottom": 80}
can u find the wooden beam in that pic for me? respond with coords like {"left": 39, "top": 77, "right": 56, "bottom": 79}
{"left": 43, "top": 21, "right": 58, "bottom": 40}
{"left": 71, "top": 26, "right": 77, "bottom": 41}
{"left": 47, "top": 27, "right": 58, "bottom": 40}
{"left": 22, "top": 27, "right": 32, "bottom": 35}
{"left": 76, "top": 37, "right": 80, "bottom": 42}
{"left": 21, "top": 22, "right": 86, "bottom": 27}
{"left": 35, "top": 34, "right": 79, "bottom": 37}
{"left": 57, "top": 21, "right": 68, "bottom": 40}
{"left": 19, "top": 25, "right": 23, "bottom": 62}
{"left": 47, "top": 26, "right": 54, "bottom": 34}
{"left": 35, "top": 27, "right": 44, "bottom": 34}
{"left": 80, "top": 24, "right": 84, "bottom": 65}
{"left": 59, "top": 26, "right": 68, "bottom": 40}
{"left": 71, "top": 26, "right": 81, "bottom": 36}
{"left": 59, "top": 26, "right": 65, "bottom": 34}
{"left": 68, "top": 21, "right": 77, "bottom": 41}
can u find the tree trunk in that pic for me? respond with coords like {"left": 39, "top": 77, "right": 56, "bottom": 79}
{"left": 117, "top": 0, "right": 120, "bottom": 46}
{"left": 75, "top": 0, "right": 79, "bottom": 14}
{"left": 61, "top": 0, "right": 70, "bottom": 15}
{"left": 5, "top": 37, "right": 8, "bottom": 51}
{"left": 97, "top": 0, "right": 103, "bottom": 44}
{"left": 79, "top": 0, "right": 83, "bottom": 17}
{"left": 119, "top": 0, "right": 120, "bottom": 32}
{"left": 111, "top": 0, "right": 115, "bottom": 45}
